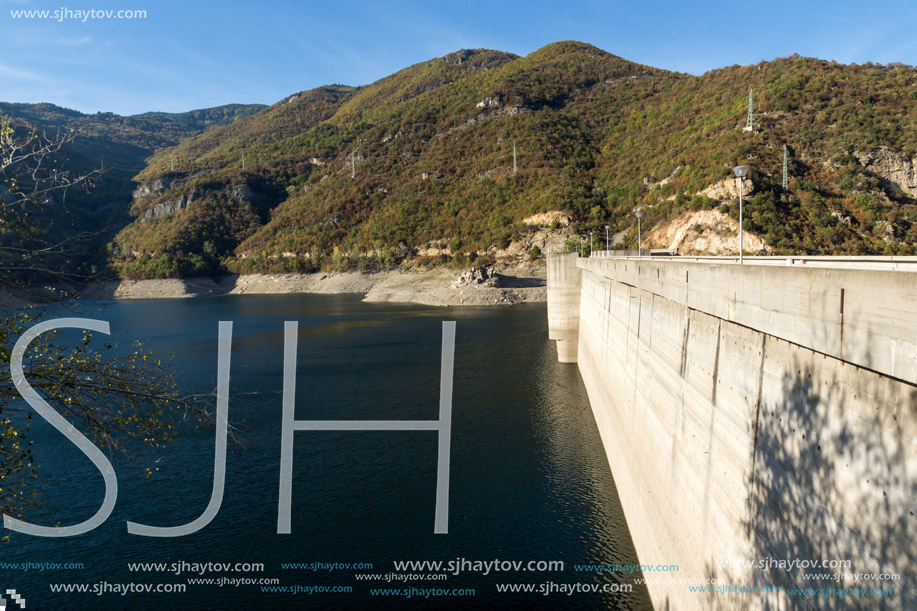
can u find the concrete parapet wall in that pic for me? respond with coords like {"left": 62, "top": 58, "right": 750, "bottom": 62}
{"left": 579, "top": 257, "right": 917, "bottom": 384}
{"left": 556, "top": 256, "right": 916, "bottom": 611}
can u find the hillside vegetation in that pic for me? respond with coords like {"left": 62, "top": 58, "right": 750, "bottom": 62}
{"left": 0, "top": 102, "right": 265, "bottom": 279}
{"left": 0, "top": 102, "right": 265, "bottom": 206}
{"left": 108, "top": 42, "right": 917, "bottom": 278}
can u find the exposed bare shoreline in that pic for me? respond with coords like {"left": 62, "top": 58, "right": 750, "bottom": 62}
{"left": 76, "top": 266, "right": 547, "bottom": 307}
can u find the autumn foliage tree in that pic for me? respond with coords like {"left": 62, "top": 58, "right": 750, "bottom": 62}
{"left": 0, "top": 120, "right": 210, "bottom": 521}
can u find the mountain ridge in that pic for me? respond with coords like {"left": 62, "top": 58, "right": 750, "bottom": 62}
{"left": 0, "top": 100, "right": 266, "bottom": 279}
{"left": 14, "top": 41, "right": 917, "bottom": 279}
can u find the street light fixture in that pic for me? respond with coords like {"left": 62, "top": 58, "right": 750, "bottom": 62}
{"left": 605, "top": 224, "right": 610, "bottom": 252}
{"left": 635, "top": 209, "right": 644, "bottom": 258}
{"left": 733, "top": 165, "right": 749, "bottom": 264}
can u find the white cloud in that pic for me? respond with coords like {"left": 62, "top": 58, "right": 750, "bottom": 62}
{"left": 0, "top": 60, "right": 46, "bottom": 82}
{"left": 53, "top": 35, "right": 94, "bottom": 47}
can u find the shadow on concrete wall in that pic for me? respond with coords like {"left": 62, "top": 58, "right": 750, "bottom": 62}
{"left": 702, "top": 348, "right": 916, "bottom": 610}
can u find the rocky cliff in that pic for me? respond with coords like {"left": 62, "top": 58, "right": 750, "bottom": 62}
{"left": 855, "top": 147, "right": 917, "bottom": 197}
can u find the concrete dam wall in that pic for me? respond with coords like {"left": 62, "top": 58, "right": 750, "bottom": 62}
{"left": 547, "top": 253, "right": 916, "bottom": 610}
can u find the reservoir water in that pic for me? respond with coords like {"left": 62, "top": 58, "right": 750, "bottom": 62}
{"left": 4, "top": 294, "right": 651, "bottom": 609}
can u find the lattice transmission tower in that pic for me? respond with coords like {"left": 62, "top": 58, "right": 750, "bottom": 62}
{"left": 782, "top": 144, "right": 789, "bottom": 190}
{"left": 744, "top": 87, "right": 754, "bottom": 131}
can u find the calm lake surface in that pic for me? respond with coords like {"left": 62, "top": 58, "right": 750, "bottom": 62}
{"left": 5, "top": 294, "right": 651, "bottom": 610}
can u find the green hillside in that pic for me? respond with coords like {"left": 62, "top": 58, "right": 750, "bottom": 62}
{"left": 0, "top": 102, "right": 265, "bottom": 279}
{"left": 109, "top": 42, "right": 917, "bottom": 278}
{"left": 0, "top": 101, "right": 265, "bottom": 207}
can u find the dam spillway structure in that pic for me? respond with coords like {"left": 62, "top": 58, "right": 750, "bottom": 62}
{"left": 547, "top": 252, "right": 917, "bottom": 611}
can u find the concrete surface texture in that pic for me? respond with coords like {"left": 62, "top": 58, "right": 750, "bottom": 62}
{"left": 547, "top": 254, "right": 916, "bottom": 611}
{"left": 546, "top": 252, "right": 581, "bottom": 363}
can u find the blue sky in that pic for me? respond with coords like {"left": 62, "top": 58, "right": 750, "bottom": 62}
{"left": 2, "top": 0, "right": 916, "bottom": 115}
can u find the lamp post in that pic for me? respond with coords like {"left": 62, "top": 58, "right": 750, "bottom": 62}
{"left": 589, "top": 231, "right": 594, "bottom": 257}
{"left": 733, "top": 165, "right": 749, "bottom": 263}
{"left": 635, "top": 209, "right": 643, "bottom": 258}
{"left": 605, "top": 224, "right": 610, "bottom": 252}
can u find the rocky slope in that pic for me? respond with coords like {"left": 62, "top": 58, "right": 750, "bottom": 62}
{"left": 644, "top": 209, "right": 769, "bottom": 255}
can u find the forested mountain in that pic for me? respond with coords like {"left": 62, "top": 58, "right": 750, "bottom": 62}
{"left": 0, "top": 102, "right": 265, "bottom": 207}
{"left": 0, "top": 102, "right": 264, "bottom": 278}
{"left": 95, "top": 42, "right": 917, "bottom": 277}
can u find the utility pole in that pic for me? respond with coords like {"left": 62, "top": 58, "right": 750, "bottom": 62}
{"left": 733, "top": 165, "right": 749, "bottom": 263}
{"left": 744, "top": 87, "right": 754, "bottom": 131}
{"left": 351, "top": 153, "right": 356, "bottom": 178}
{"left": 782, "top": 145, "right": 789, "bottom": 191}
{"left": 242, "top": 153, "right": 245, "bottom": 170}
{"left": 513, "top": 141, "right": 517, "bottom": 175}
{"left": 171, "top": 153, "right": 175, "bottom": 172}
{"left": 636, "top": 210, "right": 643, "bottom": 258}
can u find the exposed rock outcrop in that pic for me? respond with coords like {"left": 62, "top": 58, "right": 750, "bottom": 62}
{"left": 140, "top": 181, "right": 262, "bottom": 220}
{"left": 476, "top": 96, "right": 501, "bottom": 108}
{"left": 453, "top": 265, "right": 502, "bottom": 287}
{"left": 493, "top": 224, "right": 576, "bottom": 259}
{"left": 854, "top": 147, "right": 917, "bottom": 197}
{"left": 132, "top": 177, "right": 174, "bottom": 199}
{"left": 644, "top": 209, "right": 769, "bottom": 255}
{"left": 699, "top": 177, "right": 755, "bottom": 201}
{"left": 522, "top": 211, "right": 570, "bottom": 227}
{"left": 143, "top": 188, "right": 198, "bottom": 219}
{"left": 132, "top": 170, "right": 214, "bottom": 200}
{"left": 229, "top": 184, "right": 255, "bottom": 202}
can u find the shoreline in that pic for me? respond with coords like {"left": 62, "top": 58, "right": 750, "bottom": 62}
{"left": 77, "top": 266, "right": 548, "bottom": 307}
